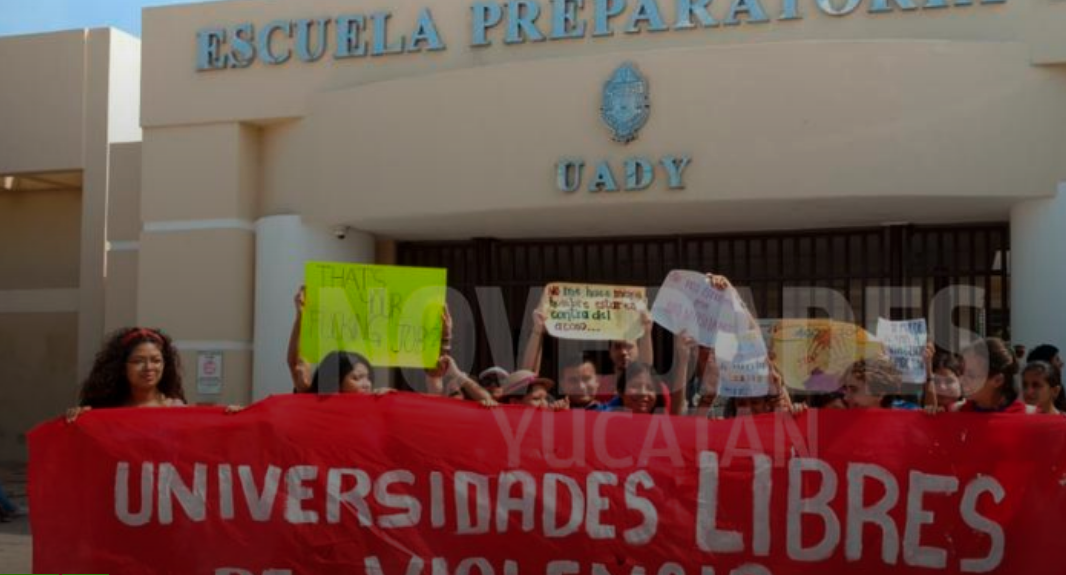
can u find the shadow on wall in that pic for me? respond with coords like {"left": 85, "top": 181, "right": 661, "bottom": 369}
{"left": 0, "top": 313, "right": 78, "bottom": 463}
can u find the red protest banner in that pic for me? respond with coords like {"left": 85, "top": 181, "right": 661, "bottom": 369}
{"left": 29, "top": 394, "right": 1066, "bottom": 575}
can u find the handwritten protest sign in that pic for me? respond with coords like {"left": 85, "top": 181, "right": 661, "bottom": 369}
{"left": 717, "top": 329, "right": 772, "bottom": 397}
{"left": 544, "top": 282, "right": 646, "bottom": 341}
{"left": 876, "top": 318, "right": 929, "bottom": 384}
{"left": 757, "top": 318, "right": 778, "bottom": 346}
{"left": 772, "top": 319, "right": 885, "bottom": 392}
{"left": 302, "top": 261, "right": 446, "bottom": 369}
{"left": 651, "top": 270, "right": 743, "bottom": 347}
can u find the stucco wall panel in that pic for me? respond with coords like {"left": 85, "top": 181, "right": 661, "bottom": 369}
{"left": 137, "top": 230, "right": 255, "bottom": 341}
{"left": 1025, "top": 0, "right": 1066, "bottom": 64}
{"left": 141, "top": 0, "right": 1023, "bottom": 128}
{"left": 0, "top": 313, "right": 78, "bottom": 462}
{"left": 257, "top": 40, "right": 1065, "bottom": 238}
{"left": 0, "top": 189, "right": 82, "bottom": 290}
{"left": 0, "top": 31, "right": 87, "bottom": 174}
{"left": 178, "top": 348, "right": 252, "bottom": 406}
{"left": 104, "top": 250, "right": 139, "bottom": 333}
{"left": 142, "top": 123, "right": 258, "bottom": 222}
{"left": 108, "top": 142, "right": 143, "bottom": 242}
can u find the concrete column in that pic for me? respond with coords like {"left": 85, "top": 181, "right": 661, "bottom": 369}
{"left": 76, "top": 29, "right": 142, "bottom": 381}
{"left": 75, "top": 30, "right": 114, "bottom": 382}
{"left": 252, "top": 215, "right": 375, "bottom": 401}
{"left": 138, "top": 123, "right": 261, "bottom": 405}
{"left": 103, "top": 142, "right": 142, "bottom": 333}
{"left": 1010, "top": 182, "right": 1066, "bottom": 351}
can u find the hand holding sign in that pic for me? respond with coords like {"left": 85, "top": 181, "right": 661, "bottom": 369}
{"left": 875, "top": 318, "right": 929, "bottom": 385}
{"left": 301, "top": 262, "right": 447, "bottom": 369}
{"left": 653, "top": 271, "right": 770, "bottom": 398}
{"left": 651, "top": 270, "right": 744, "bottom": 347}
{"left": 543, "top": 282, "right": 647, "bottom": 341}
{"left": 772, "top": 319, "right": 885, "bottom": 391}
{"left": 716, "top": 329, "right": 772, "bottom": 398}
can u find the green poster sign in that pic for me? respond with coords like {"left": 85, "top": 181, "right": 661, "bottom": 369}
{"left": 301, "top": 261, "right": 447, "bottom": 369}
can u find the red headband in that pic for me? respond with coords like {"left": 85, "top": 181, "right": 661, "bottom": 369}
{"left": 121, "top": 328, "right": 163, "bottom": 347}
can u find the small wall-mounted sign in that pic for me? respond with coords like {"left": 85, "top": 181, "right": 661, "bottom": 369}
{"left": 197, "top": 351, "right": 224, "bottom": 395}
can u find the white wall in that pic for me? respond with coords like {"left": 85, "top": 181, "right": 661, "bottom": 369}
{"left": 1010, "top": 183, "right": 1066, "bottom": 351}
{"left": 108, "top": 29, "right": 143, "bottom": 144}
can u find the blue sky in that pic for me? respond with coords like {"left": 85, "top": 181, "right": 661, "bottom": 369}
{"left": 0, "top": 0, "right": 228, "bottom": 38}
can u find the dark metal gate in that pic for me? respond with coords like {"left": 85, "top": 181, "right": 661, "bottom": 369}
{"left": 398, "top": 223, "right": 1010, "bottom": 379}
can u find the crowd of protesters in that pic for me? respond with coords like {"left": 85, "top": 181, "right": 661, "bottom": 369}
{"left": 63, "top": 273, "right": 1064, "bottom": 425}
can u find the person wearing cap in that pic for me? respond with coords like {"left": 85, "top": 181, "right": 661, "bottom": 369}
{"left": 478, "top": 367, "right": 509, "bottom": 402}
{"left": 500, "top": 370, "right": 568, "bottom": 410}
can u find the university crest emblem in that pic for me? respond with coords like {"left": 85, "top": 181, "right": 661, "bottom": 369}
{"left": 600, "top": 62, "right": 650, "bottom": 144}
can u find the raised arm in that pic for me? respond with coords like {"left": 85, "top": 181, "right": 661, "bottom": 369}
{"left": 638, "top": 307, "right": 655, "bottom": 366}
{"left": 694, "top": 348, "right": 719, "bottom": 418}
{"left": 921, "top": 342, "right": 940, "bottom": 412}
{"left": 424, "top": 355, "right": 447, "bottom": 396}
{"left": 287, "top": 286, "right": 312, "bottom": 393}
{"left": 707, "top": 273, "right": 759, "bottom": 333}
{"left": 770, "top": 359, "right": 797, "bottom": 413}
{"left": 442, "top": 355, "right": 497, "bottom": 406}
{"left": 420, "top": 307, "right": 457, "bottom": 396}
{"left": 671, "top": 330, "right": 696, "bottom": 415}
{"left": 519, "top": 304, "right": 548, "bottom": 373}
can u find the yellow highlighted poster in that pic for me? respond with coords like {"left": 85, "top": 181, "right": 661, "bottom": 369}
{"left": 302, "top": 261, "right": 447, "bottom": 368}
{"left": 544, "top": 282, "right": 647, "bottom": 341}
{"left": 771, "top": 319, "right": 885, "bottom": 392}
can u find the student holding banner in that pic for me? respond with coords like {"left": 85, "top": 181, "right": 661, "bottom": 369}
{"left": 477, "top": 367, "right": 508, "bottom": 402}
{"left": 568, "top": 330, "right": 695, "bottom": 415}
{"left": 557, "top": 353, "right": 604, "bottom": 410}
{"left": 499, "top": 370, "right": 567, "bottom": 410}
{"left": 928, "top": 350, "right": 964, "bottom": 412}
{"left": 839, "top": 356, "right": 909, "bottom": 410}
{"left": 613, "top": 362, "right": 669, "bottom": 414}
{"left": 1021, "top": 361, "right": 1064, "bottom": 415}
{"left": 954, "top": 337, "right": 1036, "bottom": 414}
{"left": 66, "top": 327, "right": 188, "bottom": 421}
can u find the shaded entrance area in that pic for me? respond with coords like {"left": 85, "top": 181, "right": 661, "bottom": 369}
{"left": 399, "top": 223, "right": 1010, "bottom": 379}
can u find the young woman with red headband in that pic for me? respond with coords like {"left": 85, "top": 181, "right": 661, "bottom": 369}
{"left": 66, "top": 327, "right": 187, "bottom": 421}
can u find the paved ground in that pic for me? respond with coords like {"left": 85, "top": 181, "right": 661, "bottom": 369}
{"left": 0, "top": 463, "right": 30, "bottom": 574}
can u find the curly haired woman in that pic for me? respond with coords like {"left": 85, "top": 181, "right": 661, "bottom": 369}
{"left": 65, "top": 327, "right": 187, "bottom": 421}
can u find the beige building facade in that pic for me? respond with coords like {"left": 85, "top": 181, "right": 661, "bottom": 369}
{"left": 2, "top": 0, "right": 1066, "bottom": 461}
{"left": 0, "top": 28, "right": 140, "bottom": 462}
